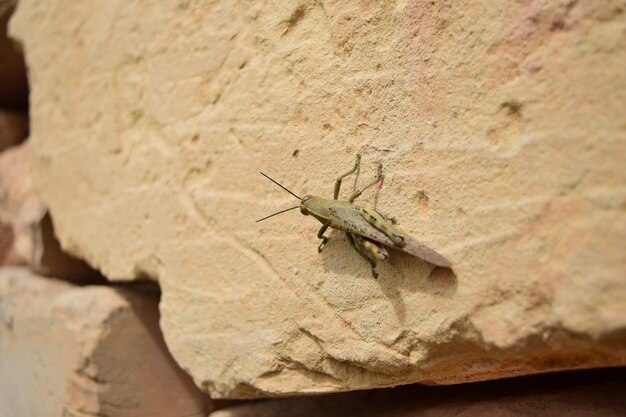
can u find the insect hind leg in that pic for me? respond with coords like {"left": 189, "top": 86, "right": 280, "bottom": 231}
{"left": 347, "top": 233, "right": 388, "bottom": 279}
{"left": 333, "top": 154, "right": 361, "bottom": 200}
{"left": 360, "top": 207, "right": 405, "bottom": 247}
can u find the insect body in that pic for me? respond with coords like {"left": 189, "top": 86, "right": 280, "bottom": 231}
{"left": 258, "top": 154, "right": 450, "bottom": 278}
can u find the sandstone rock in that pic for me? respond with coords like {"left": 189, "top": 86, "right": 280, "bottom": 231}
{"left": 0, "top": 142, "right": 44, "bottom": 255}
{"left": 0, "top": 142, "right": 101, "bottom": 279}
{"left": 10, "top": 0, "right": 626, "bottom": 398}
{"left": 210, "top": 369, "right": 626, "bottom": 417}
{"left": 0, "top": 220, "right": 22, "bottom": 264}
{"left": 0, "top": 267, "right": 212, "bottom": 417}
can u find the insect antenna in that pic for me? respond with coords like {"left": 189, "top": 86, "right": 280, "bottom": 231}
{"left": 260, "top": 172, "right": 302, "bottom": 200}
{"left": 256, "top": 205, "right": 300, "bottom": 223}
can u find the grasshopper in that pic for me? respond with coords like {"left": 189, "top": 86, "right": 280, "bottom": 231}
{"left": 257, "top": 154, "right": 451, "bottom": 278}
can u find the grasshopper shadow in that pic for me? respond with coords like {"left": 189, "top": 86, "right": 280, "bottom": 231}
{"left": 320, "top": 232, "right": 457, "bottom": 323}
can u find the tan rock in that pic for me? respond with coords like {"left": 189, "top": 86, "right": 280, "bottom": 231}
{"left": 0, "top": 142, "right": 100, "bottom": 279}
{"left": 0, "top": 267, "right": 212, "bottom": 417}
{"left": 0, "top": 220, "right": 22, "bottom": 264}
{"left": 210, "top": 369, "right": 626, "bottom": 417}
{"left": 0, "top": 142, "right": 44, "bottom": 254}
{"left": 10, "top": 0, "right": 626, "bottom": 398}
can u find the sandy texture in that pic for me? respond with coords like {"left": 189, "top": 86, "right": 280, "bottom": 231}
{"left": 0, "top": 142, "right": 101, "bottom": 279}
{"left": 0, "top": 267, "right": 212, "bottom": 416}
{"left": 10, "top": 0, "right": 626, "bottom": 398}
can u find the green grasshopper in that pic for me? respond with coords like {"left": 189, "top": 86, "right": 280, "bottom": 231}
{"left": 257, "top": 154, "right": 451, "bottom": 278}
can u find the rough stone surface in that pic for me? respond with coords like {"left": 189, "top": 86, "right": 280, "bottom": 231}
{"left": 10, "top": 0, "right": 626, "bottom": 398}
{"left": 0, "top": 142, "right": 44, "bottom": 257}
{"left": 0, "top": 142, "right": 100, "bottom": 279}
{"left": 0, "top": 267, "right": 212, "bottom": 417}
{"left": 210, "top": 369, "right": 626, "bottom": 417}
{"left": 0, "top": 220, "right": 22, "bottom": 265}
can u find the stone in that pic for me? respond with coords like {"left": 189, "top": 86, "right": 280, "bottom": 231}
{"left": 10, "top": 0, "right": 626, "bottom": 398}
{"left": 0, "top": 220, "right": 22, "bottom": 265}
{"left": 0, "top": 267, "right": 213, "bottom": 417}
{"left": 0, "top": 142, "right": 100, "bottom": 279}
{"left": 0, "top": 142, "right": 42, "bottom": 269}
{"left": 209, "top": 369, "right": 626, "bottom": 417}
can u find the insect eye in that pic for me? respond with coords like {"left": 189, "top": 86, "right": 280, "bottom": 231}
{"left": 301, "top": 195, "right": 312, "bottom": 203}
{"left": 300, "top": 206, "right": 310, "bottom": 216}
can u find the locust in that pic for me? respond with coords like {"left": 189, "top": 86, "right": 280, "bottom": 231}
{"left": 257, "top": 154, "right": 451, "bottom": 278}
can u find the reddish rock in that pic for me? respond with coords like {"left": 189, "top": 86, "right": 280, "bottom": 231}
{"left": 211, "top": 369, "right": 626, "bottom": 417}
{"left": 0, "top": 142, "right": 100, "bottom": 279}
{"left": 0, "top": 220, "right": 22, "bottom": 265}
{"left": 0, "top": 267, "right": 213, "bottom": 417}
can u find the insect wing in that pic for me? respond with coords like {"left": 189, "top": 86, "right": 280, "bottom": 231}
{"left": 396, "top": 234, "right": 451, "bottom": 268}
{"left": 329, "top": 205, "right": 451, "bottom": 268}
{"left": 327, "top": 205, "right": 395, "bottom": 244}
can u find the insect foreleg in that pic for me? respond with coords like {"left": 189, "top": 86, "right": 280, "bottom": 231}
{"left": 349, "top": 162, "right": 383, "bottom": 203}
{"left": 317, "top": 221, "right": 330, "bottom": 253}
{"left": 347, "top": 233, "right": 388, "bottom": 279}
{"left": 333, "top": 154, "right": 361, "bottom": 200}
